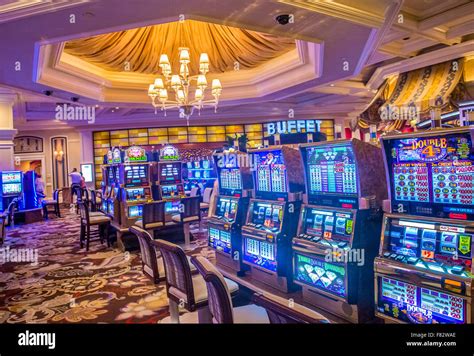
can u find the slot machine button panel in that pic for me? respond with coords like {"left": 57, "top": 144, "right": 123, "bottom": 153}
{"left": 337, "top": 242, "right": 347, "bottom": 248}
{"left": 450, "top": 265, "right": 464, "bottom": 275}
{"left": 407, "top": 257, "right": 418, "bottom": 265}
{"left": 383, "top": 252, "right": 391, "bottom": 258}
{"left": 389, "top": 253, "right": 397, "bottom": 259}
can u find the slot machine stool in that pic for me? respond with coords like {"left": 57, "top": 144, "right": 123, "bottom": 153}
{"left": 171, "top": 196, "right": 201, "bottom": 251}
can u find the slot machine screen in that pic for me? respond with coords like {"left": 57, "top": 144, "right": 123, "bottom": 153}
{"left": 384, "top": 131, "right": 474, "bottom": 219}
{"left": 161, "top": 184, "right": 178, "bottom": 198}
{"left": 294, "top": 253, "right": 347, "bottom": 298}
{"left": 2, "top": 171, "right": 22, "bottom": 195}
{"left": 303, "top": 207, "right": 354, "bottom": 242}
{"left": 124, "top": 165, "right": 149, "bottom": 187}
{"left": 303, "top": 143, "right": 358, "bottom": 207}
{"left": 383, "top": 217, "right": 473, "bottom": 272}
{"left": 377, "top": 277, "right": 465, "bottom": 324}
{"left": 2, "top": 171, "right": 22, "bottom": 183}
{"left": 215, "top": 197, "right": 238, "bottom": 221}
{"left": 254, "top": 150, "right": 288, "bottom": 199}
{"left": 125, "top": 188, "right": 145, "bottom": 201}
{"left": 243, "top": 237, "right": 277, "bottom": 272}
{"left": 208, "top": 227, "right": 231, "bottom": 254}
{"left": 159, "top": 162, "right": 181, "bottom": 184}
{"left": 250, "top": 201, "right": 283, "bottom": 232}
{"left": 219, "top": 168, "right": 242, "bottom": 195}
{"left": 128, "top": 205, "right": 143, "bottom": 218}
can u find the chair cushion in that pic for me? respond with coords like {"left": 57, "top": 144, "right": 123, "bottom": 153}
{"left": 200, "top": 203, "right": 209, "bottom": 209}
{"left": 171, "top": 215, "right": 181, "bottom": 223}
{"left": 170, "top": 274, "right": 238, "bottom": 305}
{"left": 135, "top": 220, "right": 164, "bottom": 229}
{"left": 89, "top": 215, "right": 111, "bottom": 225}
{"left": 89, "top": 211, "right": 105, "bottom": 217}
{"left": 233, "top": 304, "right": 269, "bottom": 324}
{"left": 42, "top": 199, "right": 57, "bottom": 205}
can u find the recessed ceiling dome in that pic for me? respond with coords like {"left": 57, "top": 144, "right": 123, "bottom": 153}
{"left": 64, "top": 20, "right": 296, "bottom": 74}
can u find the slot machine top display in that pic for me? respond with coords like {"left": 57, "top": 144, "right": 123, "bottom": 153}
{"left": 300, "top": 138, "right": 386, "bottom": 209}
{"left": 248, "top": 145, "right": 304, "bottom": 201}
{"left": 122, "top": 146, "right": 151, "bottom": 188}
{"left": 214, "top": 150, "right": 253, "bottom": 197}
{"left": 381, "top": 127, "right": 474, "bottom": 220}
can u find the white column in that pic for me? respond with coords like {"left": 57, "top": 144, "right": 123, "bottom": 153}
{"left": 0, "top": 92, "right": 17, "bottom": 171}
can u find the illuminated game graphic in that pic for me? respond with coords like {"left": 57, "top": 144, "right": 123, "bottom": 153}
{"left": 128, "top": 205, "right": 143, "bottom": 218}
{"left": 112, "top": 148, "right": 122, "bottom": 164}
{"left": 304, "top": 208, "right": 354, "bottom": 241}
{"left": 305, "top": 144, "right": 357, "bottom": 196}
{"left": 208, "top": 227, "right": 231, "bottom": 254}
{"left": 125, "top": 146, "right": 147, "bottom": 162}
{"left": 216, "top": 197, "right": 238, "bottom": 221}
{"left": 220, "top": 168, "right": 242, "bottom": 192}
{"left": 386, "top": 219, "right": 473, "bottom": 271}
{"left": 159, "top": 163, "right": 181, "bottom": 183}
{"left": 378, "top": 277, "right": 465, "bottom": 324}
{"left": 294, "top": 253, "right": 347, "bottom": 298}
{"left": 160, "top": 145, "right": 180, "bottom": 161}
{"left": 124, "top": 165, "right": 149, "bottom": 187}
{"left": 251, "top": 201, "right": 283, "bottom": 231}
{"left": 386, "top": 133, "right": 474, "bottom": 217}
{"left": 255, "top": 151, "right": 287, "bottom": 193}
{"left": 243, "top": 237, "right": 277, "bottom": 272}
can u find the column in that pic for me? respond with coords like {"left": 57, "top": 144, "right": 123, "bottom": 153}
{"left": 0, "top": 92, "right": 17, "bottom": 171}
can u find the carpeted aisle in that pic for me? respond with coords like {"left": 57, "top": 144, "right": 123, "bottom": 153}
{"left": 0, "top": 209, "right": 214, "bottom": 324}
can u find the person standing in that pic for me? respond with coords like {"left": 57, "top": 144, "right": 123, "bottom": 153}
{"left": 69, "top": 168, "right": 82, "bottom": 206}
{"left": 35, "top": 173, "right": 46, "bottom": 203}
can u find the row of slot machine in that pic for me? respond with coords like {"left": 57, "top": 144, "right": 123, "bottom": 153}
{"left": 208, "top": 127, "right": 474, "bottom": 324}
{"left": 100, "top": 145, "right": 186, "bottom": 228}
{"left": 0, "top": 170, "right": 39, "bottom": 212}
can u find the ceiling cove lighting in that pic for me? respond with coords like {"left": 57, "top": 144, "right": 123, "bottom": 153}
{"left": 147, "top": 47, "right": 222, "bottom": 125}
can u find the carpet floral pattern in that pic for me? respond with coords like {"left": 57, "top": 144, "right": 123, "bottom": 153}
{"left": 0, "top": 210, "right": 214, "bottom": 324}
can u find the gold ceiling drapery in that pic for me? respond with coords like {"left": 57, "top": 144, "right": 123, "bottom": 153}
{"left": 64, "top": 20, "right": 296, "bottom": 74}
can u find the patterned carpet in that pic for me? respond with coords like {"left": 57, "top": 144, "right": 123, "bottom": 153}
{"left": 0, "top": 208, "right": 215, "bottom": 324}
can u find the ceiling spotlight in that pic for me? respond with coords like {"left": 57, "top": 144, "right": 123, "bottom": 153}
{"left": 43, "top": 90, "right": 53, "bottom": 96}
{"left": 330, "top": 84, "right": 335, "bottom": 87}
{"left": 276, "top": 14, "right": 292, "bottom": 25}
{"left": 71, "top": 97, "right": 79, "bottom": 102}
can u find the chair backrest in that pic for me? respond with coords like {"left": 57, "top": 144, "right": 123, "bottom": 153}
{"left": 252, "top": 293, "right": 330, "bottom": 324}
{"left": 154, "top": 239, "right": 195, "bottom": 307}
{"left": 78, "top": 201, "right": 90, "bottom": 225}
{"left": 202, "top": 188, "right": 213, "bottom": 204}
{"left": 191, "top": 256, "right": 234, "bottom": 324}
{"left": 129, "top": 226, "right": 162, "bottom": 283}
{"left": 0, "top": 215, "right": 6, "bottom": 244}
{"left": 189, "top": 187, "right": 199, "bottom": 197}
{"left": 53, "top": 189, "right": 60, "bottom": 201}
{"left": 142, "top": 201, "right": 166, "bottom": 227}
{"left": 90, "top": 190, "right": 97, "bottom": 207}
{"left": 179, "top": 196, "right": 201, "bottom": 223}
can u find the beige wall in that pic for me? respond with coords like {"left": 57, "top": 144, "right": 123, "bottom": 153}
{"left": 13, "top": 129, "right": 81, "bottom": 197}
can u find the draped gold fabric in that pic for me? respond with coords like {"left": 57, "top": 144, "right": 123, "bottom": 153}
{"left": 64, "top": 20, "right": 296, "bottom": 74}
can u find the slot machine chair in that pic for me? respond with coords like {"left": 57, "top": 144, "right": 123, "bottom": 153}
{"left": 129, "top": 226, "right": 197, "bottom": 284}
{"left": 191, "top": 256, "right": 269, "bottom": 324}
{"left": 78, "top": 202, "right": 111, "bottom": 251}
{"left": 42, "top": 189, "right": 61, "bottom": 219}
{"left": 171, "top": 196, "right": 201, "bottom": 251}
{"left": 154, "top": 239, "right": 239, "bottom": 323}
{"left": 135, "top": 201, "right": 167, "bottom": 237}
{"left": 252, "top": 292, "right": 330, "bottom": 324}
{"left": 0, "top": 213, "right": 6, "bottom": 246}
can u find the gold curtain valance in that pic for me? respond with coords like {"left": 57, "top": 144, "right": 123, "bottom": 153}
{"left": 64, "top": 20, "right": 296, "bottom": 74}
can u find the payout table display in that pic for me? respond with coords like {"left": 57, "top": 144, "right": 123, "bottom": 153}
{"left": 378, "top": 277, "right": 465, "bottom": 324}
{"left": 386, "top": 132, "right": 474, "bottom": 218}
{"left": 255, "top": 150, "right": 287, "bottom": 196}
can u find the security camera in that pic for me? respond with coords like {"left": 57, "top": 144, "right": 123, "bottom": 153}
{"left": 276, "top": 14, "right": 291, "bottom": 25}
{"left": 43, "top": 90, "right": 53, "bottom": 96}
{"left": 71, "top": 97, "right": 79, "bottom": 102}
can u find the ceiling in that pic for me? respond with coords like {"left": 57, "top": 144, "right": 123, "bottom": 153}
{"left": 0, "top": 0, "right": 472, "bottom": 131}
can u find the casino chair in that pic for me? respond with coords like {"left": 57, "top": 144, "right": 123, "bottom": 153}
{"left": 42, "top": 189, "right": 61, "bottom": 219}
{"left": 89, "top": 190, "right": 99, "bottom": 212}
{"left": 252, "top": 292, "right": 330, "bottom": 324}
{"left": 191, "top": 256, "right": 269, "bottom": 324}
{"left": 171, "top": 196, "right": 201, "bottom": 250}
{"left": 0, "top": 213, "right": 6, "bottom": 246}
{"left": 154, "top": 239, "right": 239, "bottom": 323}
{"left": 128, "top": 226, "right": 197, "bottom": 284}
{"left": 78, "top": 202, "right": 111, "bottom": 251}
{"left": 135, "top": 201, "right": 167, "bottom": 237}
{"left": 189, "top": 187, "right": 200, "bottom": 197}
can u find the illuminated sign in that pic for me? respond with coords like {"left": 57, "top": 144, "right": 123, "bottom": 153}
{"left": 160, "top": 145, "right": 180, "bottom": 161}
{"left": 265, "top": 120, "right": 322, "bottom": 136}
{"left": 112, "top": 148, "right": 122, "bottom": 164}
{"left": 125, "top": 146, "right": 147, "bottom": 163}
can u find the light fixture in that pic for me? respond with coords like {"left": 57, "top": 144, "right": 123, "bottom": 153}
{"left": 148, "top": 47, "right": 222, "bottom": 125}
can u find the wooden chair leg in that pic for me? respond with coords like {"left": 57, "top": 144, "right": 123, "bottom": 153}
{"left": 80, "top": 224, "right": 84, "bottom": 248}
{"left": 169, "top": 299, "right": 180, "bottom": 324}
{"left": 86, "top": 226, "right": 91, "bottom": 251}
{"left": 105, "top": 223, "right": 110, "bottom": 247}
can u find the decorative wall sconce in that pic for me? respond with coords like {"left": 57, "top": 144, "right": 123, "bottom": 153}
{"left": 53, "top": 149, "right": 64, "bottom": 162}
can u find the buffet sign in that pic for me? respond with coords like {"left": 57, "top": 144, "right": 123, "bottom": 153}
{"left": 265, "top": 120, "right": 322, "bottom": 136}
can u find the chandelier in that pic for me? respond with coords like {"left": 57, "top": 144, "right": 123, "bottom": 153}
{"left": 147, "top": 47, "right": 222, "bottom": 124}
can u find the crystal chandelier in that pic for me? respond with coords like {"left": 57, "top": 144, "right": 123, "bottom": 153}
{"left": 147, "top": 47, "right": 222, "bottom": 124}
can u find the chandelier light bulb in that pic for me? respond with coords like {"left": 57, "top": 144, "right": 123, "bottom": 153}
{"left": 159, "top": 54, "right": 170, "bottom": 67}
{"left": 179, "top": 47, "right": 190, "bottom": 64}
{"left": 177, "top": 89, "right": 185, "bottom": 102}
{"left": 195, "top": 88, "right": 204, "bottom": 101}
{"left": 171, "top": 75, "right": 181, "bottom": 89}
{"left": 199, "top": 53, "right": 209, "bottom": 64}
{"left": 159, "top": 89, "right": 168, "bottom": 101}
{"left": 211, "top": 79, "right": 222, "bottom": 90}
{"left": 154, "top": 78, "right": 164, "bottom": 89}
{"left": 197, "top": 75, "right": 207, "bottom": 89}
{"left": 179, "top": 63, "right": 189, "bottom": 78}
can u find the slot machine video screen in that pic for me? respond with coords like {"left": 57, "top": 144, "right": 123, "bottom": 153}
{"left": 219, "top": 168, "right": 242, "bottom": 194}
{"left": 159, "top": 163, "right": 181, "bottom": 184}
{"left": 303, "top": 144, "right": 358, "bottom": 206}
{"left": 384, "top": 131, "right": 474, "bottom": 219}
{"left": 384, "top": 217, "right": 473, "bottom": 273}
{"left": 250, "top": 201, "right": 283, "bottom": 232}
{"left": 209, "top": 227, "right": 231, "bottom": 255}
{"left": 128, "top": 205, "right": 143, "bottom": 218}
{"left": 124, "top": 165, "right": 149, "bottom": 187}
{"left": 294, "top": 253, "right": 347, "bottom": 298}
{"left": 377, "top": 277, "right": 465, "bottom": 324}
{"left": 243, "top": 237, "right": 277, "bottom": 272}
{"left": 254, "top": 150, "right": 288, "bottom": 198}
{"left": 303, "top": 208, "right": 354, "bottom": 242}
{"left": 215, "top": 197, "right": 238, "bottom": 221}
{"left": 125, "top": 188, "right": 145, "bottom": 201}
{"left": 1, "top": 171, "right": 22, "bottom": 195}
{"left": 161, "top": 184, "right": 178, "bottom": 198}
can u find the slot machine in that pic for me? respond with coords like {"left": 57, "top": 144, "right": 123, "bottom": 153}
{"left": 375, "top": 127, "right": 474, "bottom": 324}
{"left": 208, "top": 150, "right": 253, "bottom": 273}
{"left": 156, "top": 145, "right": 186, "bottom": 214}
{"left": 293, "top": 139, "right": 387, "bottom": 323}
{"left": 101, "top": 147, "right": 122, "bottom": 218}
{"left": 241, "top": 146, "right": 305, "bottom": 292}
{"left": 118, "top": 146, "right": 154, "bottom": 227}
{"left": 0, "top": 171, "right": 23, "bottom": 211}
